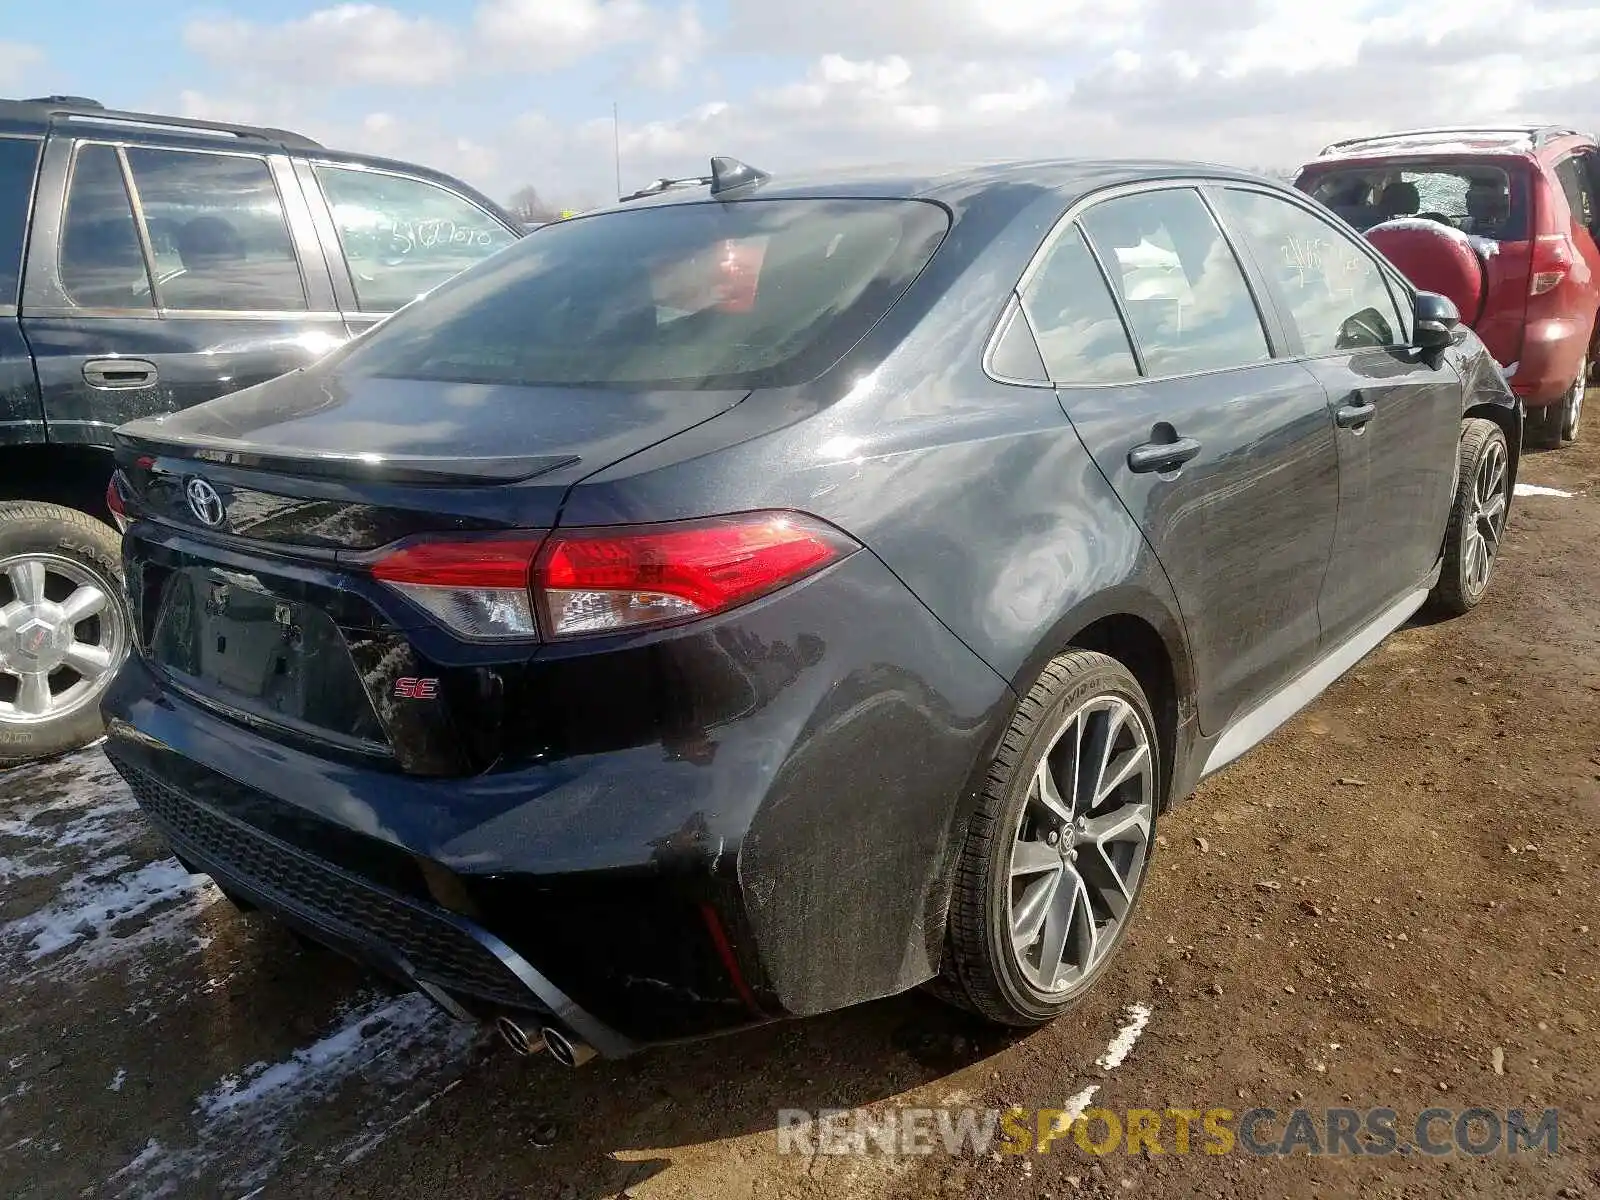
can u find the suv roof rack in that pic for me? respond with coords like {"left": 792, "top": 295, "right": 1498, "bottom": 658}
{"left": 617, "top": 156, "right": 771, "bottom": 204}
{"left": 2, "top": 95, "right": 322, "bottom": 151}
{"left": 1319, "top": 125, "right": 1583, "bottom": 156}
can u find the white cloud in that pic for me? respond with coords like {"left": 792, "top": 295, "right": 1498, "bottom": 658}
{"left": 167, "top": 0, "right": 1600, "bottom": 210}
{"left": 0, "top": 41, "right": 44, "bottom": 92}
{"left": 184, "top": 5, "right": 465, "bottom": 87}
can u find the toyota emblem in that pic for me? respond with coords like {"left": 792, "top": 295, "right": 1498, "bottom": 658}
{"left": 185, "top": 477, "right": 226, "bottom": 527}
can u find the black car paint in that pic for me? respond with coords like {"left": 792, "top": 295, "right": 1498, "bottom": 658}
{"left": 0, "top": 98, "right": 520, "bottom": 474}
{"left": 102, "top": 161, "right": 1520, "bottom": 1050}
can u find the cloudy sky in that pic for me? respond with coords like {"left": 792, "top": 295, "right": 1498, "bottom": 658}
{"left": 4, "top": 0, "right": 1600, "bottom": 208}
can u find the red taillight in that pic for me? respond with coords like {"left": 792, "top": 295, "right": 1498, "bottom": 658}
{"left": 105, "top": 473, "right": 129, "bottom": 533}
{"left": 536, "top": 513, "right": 856, "bottom": 638}
{"left": 365, "top": 513, "right": 856, "bottom": 642}
{"left": 370, "top": 536, "right": 545, "bottom": 640}
{"left": 1530, "top": 233, "right": 1574, "bottom": 297}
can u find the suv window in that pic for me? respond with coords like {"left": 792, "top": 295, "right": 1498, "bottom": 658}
{"left": 1215, "top": 188, "right": 1408, "bottom": 356}
{"left": 1020, "top": 224, "right": 1138, "bottom": 383}
{"left": 315, "top": 166, "right": 517, "bottom": 312}
{"left": 1080, "top": 189, "right": 1270, "bottom": 377}
{"left": 0, "top": 137, "right": 40, "bottom": 308}
{"left": 124, "top": 147, "right": 307, "bottom": 313}
{"left": 332, "top": 198, "right": 950, "bottom": 390}
{"left": 1305, "top": 163, "right": 1529, "bottom": 241}
{"left": 60, "top": 144, "right": 153, "bottom": 311}
{"left": 1555, "top": 156, "right": 1595, "bottom": 229}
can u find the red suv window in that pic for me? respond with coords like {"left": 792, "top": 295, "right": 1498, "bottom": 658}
{"left": 1305, "top": 163, "right": 1530, "bottom": 242}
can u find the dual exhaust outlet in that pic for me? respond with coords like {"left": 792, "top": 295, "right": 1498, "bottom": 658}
{"left": 495, "top": 1014, "right": 597, "bottom": 1068}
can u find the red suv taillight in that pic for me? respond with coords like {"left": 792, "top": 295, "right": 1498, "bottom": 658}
{"left": 368, "top": 512, "right": 857, "bottom": 641}
{"left": 1530, "top": 232, "right": 1575, "bottom": 296}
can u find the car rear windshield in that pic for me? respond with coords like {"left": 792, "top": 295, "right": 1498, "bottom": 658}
{"left": 1304, "top": 162, "right": 1529, "bottom": 241}
{"left": 334, "top": 197, "right": 950, "bottom": 390}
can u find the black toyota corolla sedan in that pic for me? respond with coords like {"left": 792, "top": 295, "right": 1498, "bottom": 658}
{"left": 100, "top": 156, "right": 1518, "bottom": 1063}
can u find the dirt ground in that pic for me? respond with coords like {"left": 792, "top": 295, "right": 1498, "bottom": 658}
{"left": 1, "top": 423, "right": 1596, "bottom": 1200}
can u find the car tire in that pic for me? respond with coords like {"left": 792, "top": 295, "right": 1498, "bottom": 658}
{"left": 1429, "top": 418, "right": 1510, "bottom": 618}
{"left": 934, "top": 650, "right": 1160, "bottom": 1027}
{"left": 0, "top": 503, "right": 130, "bottom": 767}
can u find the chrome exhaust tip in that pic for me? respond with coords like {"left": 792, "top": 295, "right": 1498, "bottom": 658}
{"left": 540, "top": 1025, "right": 597, "bottom": 1068}
{"left": 495, "top": 1015, "right": 543, "bottom": 1056}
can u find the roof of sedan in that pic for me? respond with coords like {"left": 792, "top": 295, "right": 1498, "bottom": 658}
{"left": 611, "top": 158, "right": 1285, "bottom": 210}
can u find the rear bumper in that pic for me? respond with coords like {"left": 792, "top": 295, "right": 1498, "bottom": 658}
{"left": 1509, "top": 315, "right": 1588, "bottom": 406}
{"left": 101, "top": 549, "right": 1013, "bottom": 1048}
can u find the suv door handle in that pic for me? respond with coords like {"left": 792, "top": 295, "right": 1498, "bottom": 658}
{"left": 1335, "top": 399, "right": 1376, "bottom": 429}
{"left": 1127, "top": 436, "right": 1202, "bottom": 474}
{"left": 83, "top": 359, "right": 158, "bottom": 390}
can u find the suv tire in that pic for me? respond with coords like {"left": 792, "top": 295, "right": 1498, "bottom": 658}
{"left": 936, "top": 650, "right": 1160, "bottom": 1026}
{"left": 0, "top": 503, "right": 129, "bottom": 767}
{"left": 1562, "top": 357, "right": 1585, "bottom": 442}
{"left": 1430, "top": 418, "right": 1510, "bottom": 617}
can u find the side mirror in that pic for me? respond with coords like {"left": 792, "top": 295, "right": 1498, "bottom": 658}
{"left": 1414, "top": 290, "right": 1461, "bottom": 351}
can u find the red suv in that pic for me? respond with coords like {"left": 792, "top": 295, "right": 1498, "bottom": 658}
{"left": 1296, "top": 125, "right": 1598, "bottom": 448}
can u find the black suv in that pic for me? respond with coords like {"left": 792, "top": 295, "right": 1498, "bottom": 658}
{"left": 0, "top": 96, "right": 521, "bottom": 764}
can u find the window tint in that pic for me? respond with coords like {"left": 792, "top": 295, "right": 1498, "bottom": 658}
{"left": 1555, "top": 157, "right": 1595, "bottom": 228}
{"left": 1216, "top": 189, "right": 1408, "bottom": 356}
{"left": 1020, "top": 224, "right": 1138, "bottom": 383}
{"left": 1080, "top": 190, "right": 1270, "bottom": 376}
{"left": 0, "top": 137, "right": 40, "bottom": 307}
{"left": 316, "top": 167, "right": 517, "bottom": 312}
{"left": 1306, "top": 163, "right": 1529, "bottom": 241}
{"left": 333, "top": 198, "right": 949, "bottom": 390}
{"left": 124, "top": 148, "right": 306, "bottom": 312}
{"left": 60, "top": 144, "right": 152, "bottom": 310}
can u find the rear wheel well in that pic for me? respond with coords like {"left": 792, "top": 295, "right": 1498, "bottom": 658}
{"left": 1069, "top": 614, "right": 1178, "bottom": 808}
{"left": 0, "top": 444, "right": 116, "bottom": 523}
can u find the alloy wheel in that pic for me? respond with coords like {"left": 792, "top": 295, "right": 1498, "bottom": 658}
{"left": 1464, "top": 437, "right": 1508, "bottom": 598}
{"left": 0, "top": 553, "right": 127, "bottom": 725}
{"left": 1008, "top": 695, "right": 1154, "bottom": 996}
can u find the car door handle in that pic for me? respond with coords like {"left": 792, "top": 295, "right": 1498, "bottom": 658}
{"left": 82, "top": 359, "right": 158, "bottom": 390}
{"left": 1127, "top": 436, "right": 1202, "bottom": 473}
{"left": 1335, "top": 400, "right": 1376, "bottom": 429}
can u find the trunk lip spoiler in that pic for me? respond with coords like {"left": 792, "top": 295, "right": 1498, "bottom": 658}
{"left": 113, "top": 429, "right": 579, "bottom": 486}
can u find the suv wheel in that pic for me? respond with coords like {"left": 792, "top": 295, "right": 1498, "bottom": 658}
{"left": 0, "top": 503, "right": 130, "bottom": 766}
{"left": 1562, "top": 357, "right": 1585, "bottom": 442}
{"left": 935, "top": 650, "right": 1159, "bottom": 1026}
{"left": 1429, "top": 418, "right": 1509, "bottom": 617}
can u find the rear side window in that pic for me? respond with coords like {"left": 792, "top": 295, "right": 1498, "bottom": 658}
{"left": 60, "top": 144, "right": 153, "bottom": 311}
{"left": 0, "top": 137, "right": 41, "bottom": 308}
{"left": 124, "top": 147, "right": 307, "bottom": 313}
{"left": 1080, "top": 189, "right": 1271, "bottom": 377}
{"left": 334, "top": 198, "right": 950, "bottom": 389}
{"left": 1019, "top": 224, "right": 1138, "bottom": 383}
{"left": 1554, "top": 157, "right": 1595, "bottom": 228}
{"left": 1305, "top": 163, "right": 1529, "bottom": 241}
{"left": 315, "top": 166, "right": 517, "bottom": 313}
{"left": 1215, "top": 189, "right": 1408, "bottom": 357}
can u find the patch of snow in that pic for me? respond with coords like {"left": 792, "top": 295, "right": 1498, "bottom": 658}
{"left": 109, "top": 1069, "right": 127, "bottom": 1093}
{"left": 1096, "top": 1001, "right": 1153, "bottom": 1071}
{"left": 1061, "top": 1084, "right": 1100, "bottom": 1125}
{"left": 1046, "top": 1003, "right": 1153, "bottom": 1133}
{"left": 5, "top": 858, "right": 211, "bottom": 962}
{"left": 106, "top": 993, "right": 482, "bottom": 1198}
{"left": 1515, "top": 483, "right": 1574, "bottom": 499}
